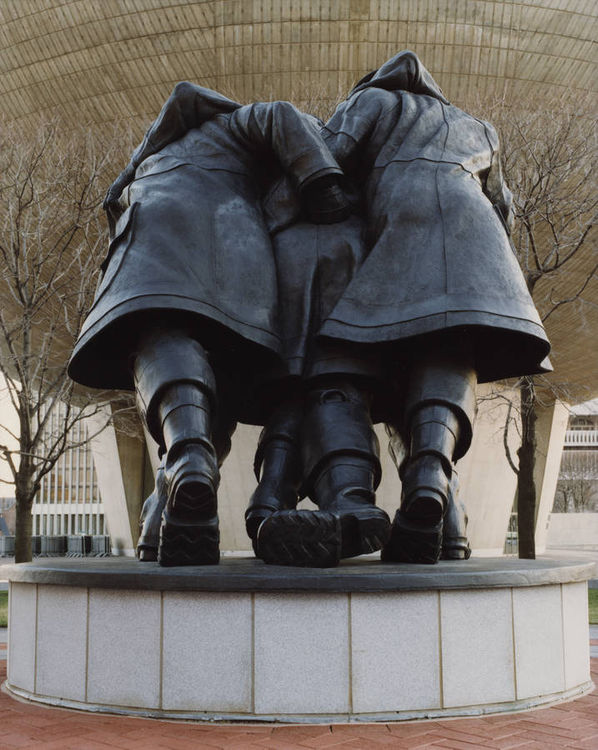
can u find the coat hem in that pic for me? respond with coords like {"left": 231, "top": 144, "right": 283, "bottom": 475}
{"left": 319, "top": 308, "right": 547, "bottom": 344}
{"left": 69, "top": 295, "right": 281, "bottom": 391}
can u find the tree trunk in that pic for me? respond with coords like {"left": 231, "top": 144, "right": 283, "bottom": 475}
{"left": 14, "top": 494, "right": 33, "bottom": 563}
{"left": 517, "top": 377, "right": 537, "bottom": 559}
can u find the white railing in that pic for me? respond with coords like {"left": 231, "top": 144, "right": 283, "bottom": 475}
{"left": 564, "top": 429, "right": 598, "bottom": 447}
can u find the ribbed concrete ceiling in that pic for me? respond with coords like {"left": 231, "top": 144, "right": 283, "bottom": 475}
{"left": 1, "top": 1, "right": 595, "bottom": 125}
{"left": 0, "top": 0, "right": 596, "bottom": 400}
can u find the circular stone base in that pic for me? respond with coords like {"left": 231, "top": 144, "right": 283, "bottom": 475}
{"left": 3, "top": 557, "right": 595, "bottom": 722}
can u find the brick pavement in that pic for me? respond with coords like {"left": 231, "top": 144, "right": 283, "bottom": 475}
{"left": 0, "top": 660, "right": 596, "bottom": 749}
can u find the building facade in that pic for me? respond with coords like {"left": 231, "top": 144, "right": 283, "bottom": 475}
{"left": 554, "top": 401, "right": 598, "bottom": 514}
{"left": 32, "top": 412, "right": 106, "bottom": 537}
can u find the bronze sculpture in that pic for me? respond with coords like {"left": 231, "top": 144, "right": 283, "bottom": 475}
{"left": 244, "top": 51, "right": 550, "bottom": 566}
{"left": 68, "top": 84, "right": 350, "bottom": 565}
{"left": 69, "top": 52, "right": 551, "bottom": 568}
{"left": 313, "top": 51, "right": 550, "bottom": 563}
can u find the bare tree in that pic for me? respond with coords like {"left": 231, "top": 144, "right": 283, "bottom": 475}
{"left": 0, "top": 118, "right": 137, "bottom": 562}
{"left": 553, "top": 440, "right": 598, "bottom": 513}
{"left": 483, "top": 94, "right": 598, "bottom": 558}
{"left": 554, "top": 474, "right": 598, "bottom": 514}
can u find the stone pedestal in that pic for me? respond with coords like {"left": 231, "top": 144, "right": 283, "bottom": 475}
{"left": 3, "top": 557, "right": 595, "bottom": 722}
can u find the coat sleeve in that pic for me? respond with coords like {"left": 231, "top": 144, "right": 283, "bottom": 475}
{"left": 228, "top": 101, "right": 343, "bottom": 189}
{"left": 482, "top": 122, "right": 514, "bottom": 231}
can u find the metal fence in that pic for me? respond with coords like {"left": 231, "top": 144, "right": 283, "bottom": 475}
{"left": 504, "top": 513, "right": 518, "bottom": 555}
{"left": 0, "top": 536, "right": 14, "bottom": 557}
{"left": 0, "top": 535, "right": 111, "bottom": 557}
{"left": 66, "top": 535, "right": 92, "bottom": 557}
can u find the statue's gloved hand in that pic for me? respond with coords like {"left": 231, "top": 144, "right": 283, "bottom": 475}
{"left": 103, "top": 164, "right": 136, "bottom": 215}
{"left": 302, "top": 174, "right": 352, "bottom": 224}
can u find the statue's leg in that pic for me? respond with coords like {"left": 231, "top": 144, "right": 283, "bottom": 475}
{"left": 441, "top": 470, "right": 471, "bottom": 559}
{"left": 245, "top": 401, "right": 302, "bottom": 553}
{"left": 257, "top": 379, "right": 390, "bottom": 567}
{"left": 382, "top": 352, "right": 476, "bottom": 564}
{"left": 137, "top": 459, "right": 166, "bottom": 562}
{"left": 134, "top": 329, "right": 220, "bottom": 566}
{"left": 386, "top": 426, "right": 472, "bottom": 560}
{"left": 136, "top": 407, "right": 236, "bottom": 562}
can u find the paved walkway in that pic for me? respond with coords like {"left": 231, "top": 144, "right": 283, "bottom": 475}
{"left": 0, "top": 658, "right": 596, "bottom": 748}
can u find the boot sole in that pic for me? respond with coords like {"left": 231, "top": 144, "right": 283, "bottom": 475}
{"left": 256, "top": 508, "right": 390, "bottom": 567}
{"left": 245, "top": 502, "right": 283, "bottom": 542}
{"left": 339, "top": 508, "right": 391, "bottom": 558}
{"left": 137, "top": 544, "right": 158, "bottom": 562}
{"left": 158, "top": 512, "right": 219, "bottom": 566}
{"left": 381, "top": 513, "right": 442, "bottom": 565}
{"left": 157, "top": 479, "right": 219, "bottom": 566}
{"left": 158, "top": 444, "right": 220, "bottom": 566}
{"left": 245, "top": 509, "right": 270, "bottom": 556}
{"left": 402, "top": 489, "right": 445, "bottom": 526}
{"left": 441, "top": 537, "right": 472, "bottom": 560}
{"left": 170, "top": 474, "right": 217, "bottom": 520}
{"left": 401, "top": 455, "right": 448, "bottom": 525}
{"left": 257, "top": 510, "right": 341, "bottom": 568}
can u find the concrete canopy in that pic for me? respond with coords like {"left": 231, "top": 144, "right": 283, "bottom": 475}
{"left": 0, "top": 0, "right": 597, "bottom": 399}
{"left": 1, "top": 1, "right": 596, "bottom": 123}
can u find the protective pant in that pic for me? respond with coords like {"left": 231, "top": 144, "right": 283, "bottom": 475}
{"left": 137, "top": 407, "right": 236, "bottom": 561}
{"left": 133, "top": 328, "right": 220, "bottom": 565}
{"left": 134, "top": 329, "right": 216, "bottom": 456}
{"left": 245, "top": 400, "right": 303, "bottom": 545}
{"left": 387, "top": 427, "right": 471, "bottom": 560}
{"left": 256, "top": 379, "right": 389, "bottom": 567}
{"left": 382, "top": 340, "right": 477, "bottom": 564}
{"left": 399, "top": 346, "right": 477, "bottom": 517}
{"left": 301, "top": 380, "right": 381, "bottom": 502}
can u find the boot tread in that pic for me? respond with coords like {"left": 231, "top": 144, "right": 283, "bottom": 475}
{"left": 158, "top": 515, "right": 219, "bottom": 566}
{"left": 257, "top": 510, "right": 341, "bottom": 568}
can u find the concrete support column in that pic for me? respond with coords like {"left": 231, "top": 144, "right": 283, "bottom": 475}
{"left": 87, "top": 405, "right": 150, "bottom": 556}
{"left": 218, "top": 424, "right": 261, "bottom": 552}
{"left": 143, "top": 427, "right": 161, "bottom": 474}
{"left": 452, "top": 385, "right": 520, "bottom": 556}
{"left": 534, "top": 399, "right": 570, "bottom": 554}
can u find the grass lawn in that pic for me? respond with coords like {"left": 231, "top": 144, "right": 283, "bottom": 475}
{"left": 0, "top": 591, "right": 7, "bottom": 627}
